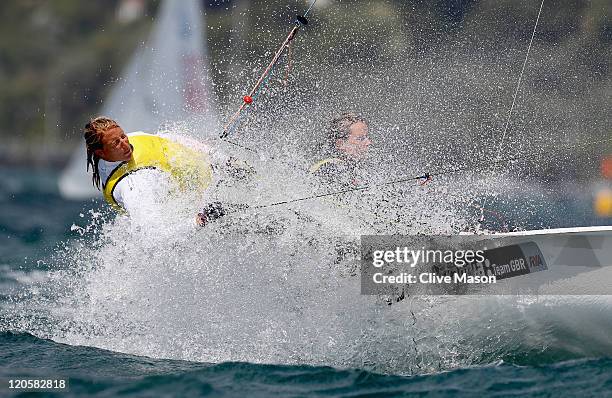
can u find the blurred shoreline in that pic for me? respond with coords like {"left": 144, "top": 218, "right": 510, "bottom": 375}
{"left": 1, "top": 1, "right": 609, "bottom": 173}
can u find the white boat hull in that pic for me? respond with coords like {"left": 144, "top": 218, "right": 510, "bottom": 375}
{"left": 463, "top": 226, "right": 612, "bottom": 294}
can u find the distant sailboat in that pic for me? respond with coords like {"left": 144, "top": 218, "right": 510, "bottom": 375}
{"left": 59, "top": 0, "right": 218, "bottom": 199}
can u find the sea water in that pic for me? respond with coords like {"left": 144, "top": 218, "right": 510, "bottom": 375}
{"left": 1, "top": 164, "right": 611, "bottom": 397}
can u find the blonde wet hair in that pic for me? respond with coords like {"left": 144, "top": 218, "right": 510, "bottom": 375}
{"left": 328, "top": 112, "right": 367, "bottom": 148}
{"left": 83, "top": 116, "right": 120, "bottom": 190}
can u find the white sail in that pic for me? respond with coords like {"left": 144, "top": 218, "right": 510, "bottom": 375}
{"left": 59, "top": 0, "right": 218, "bottom": 199}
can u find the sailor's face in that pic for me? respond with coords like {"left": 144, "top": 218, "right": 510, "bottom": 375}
{"left": 97, "top": 127, "right": 132, "bottom": 162}
{"left": 337, "top": 121, "right": 371, "bottom": 160}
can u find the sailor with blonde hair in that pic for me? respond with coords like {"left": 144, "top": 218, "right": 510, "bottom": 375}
{"left": 83, "top": 116, "right": 221, "bottom": 226}
{"left": 310, "top": 112, "right": 372, "bottom": 186}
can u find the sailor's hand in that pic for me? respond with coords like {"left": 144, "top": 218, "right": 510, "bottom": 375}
{"left": 196, "top": 213, "right": 207, "bottom": 227}
{"left": 196, "top": 202, "right": 226, "bottom": 227}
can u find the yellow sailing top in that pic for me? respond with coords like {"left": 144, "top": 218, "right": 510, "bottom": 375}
{"left": 309, "top": 158, "right": 345, "bottom": 174}
{"left": 101, "top": 133, "right": 212, "bottom": 211}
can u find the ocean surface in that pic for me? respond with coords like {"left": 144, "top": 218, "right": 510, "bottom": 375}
{"left": 1, "top": 166, "right": 612, "bottom": 397}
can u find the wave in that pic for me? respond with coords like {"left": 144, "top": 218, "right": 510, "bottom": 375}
{"left": 2, "top": 331, "right": 611, "bottom": 398}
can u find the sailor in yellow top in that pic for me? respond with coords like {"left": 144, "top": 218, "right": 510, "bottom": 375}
{"left": 310, "top": 112, "right": 371, "bottom": 186}
{"left": 84, "top": 116, "right": 220, "bottom": 226}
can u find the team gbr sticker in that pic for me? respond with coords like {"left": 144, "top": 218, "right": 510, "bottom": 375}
{"left": 479, "top": 241, "right": 547, "bottom": 280}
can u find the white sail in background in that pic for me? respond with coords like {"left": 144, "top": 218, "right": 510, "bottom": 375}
{"left": 59, "top": 0, "right": 218, "bottom": 199}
